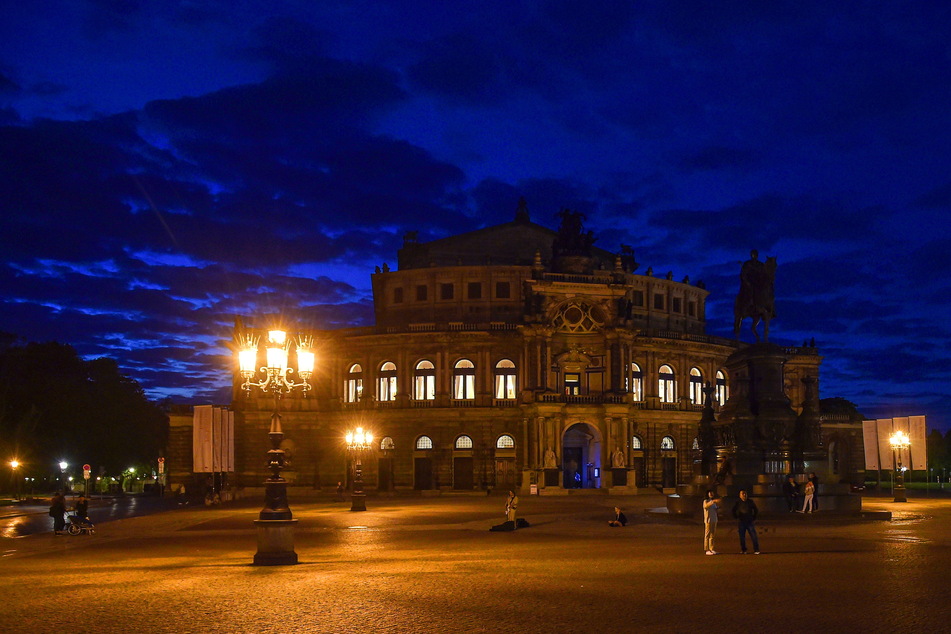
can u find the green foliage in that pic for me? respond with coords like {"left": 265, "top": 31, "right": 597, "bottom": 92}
{"left": 819, "top": 397, "right": 864, "bottom": 419}
{"left": 0, "top": 336, "right": 168, "bottom": 475}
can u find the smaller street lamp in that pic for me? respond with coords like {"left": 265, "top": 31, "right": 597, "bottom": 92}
{"left": 889, "top": 430, "right": 910, "bottom": 503}
{"left": 9, "top": 460, "right": 20, "bottom": 500}
{"left": 345, "top": 427, "right": 374, "bottom": 512}
{"left": 59, "top": 461, "right": 68, "bottom": 492}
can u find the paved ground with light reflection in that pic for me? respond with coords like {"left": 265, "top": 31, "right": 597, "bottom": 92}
{"left": 1, "top": 491, "right": 949, "bottom": 632}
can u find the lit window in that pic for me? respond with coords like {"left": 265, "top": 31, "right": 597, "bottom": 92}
{"left": 345, "top": 364, "right": 363, "bottom": 403}
{"left": 378, "top": 361, "right": 397, "bottom": 401}
{"left": 416, "top": 436, "right": 433, "bottom": 450}
{"left": 627, "top": 362, "right": 643, "bottom": 401}
{"left": 689, "top": 367, "right": 703, "bottom": 405}
{"left": 494, "top": 359, "right": 517, "bottom": 399}
{"left": 661, "top": 436, "right": 675, "bottom": 450}
{"left": 380, "top": 437, "right": 395, "bottom": 451}
{"left": 497, "top": 435, "right": 515, "bottom": 449}
{"left": 455, "top": 435, "right": 473, "bottom": 449}
{"left": 414, "top": 360, "right": 436, "bottom": 400}
{"left": 716, "top": 370, "right": 728, "bottom": 406}
{"left": 659, "top": 364, "right": 676, "bottom": 403}
{"left": 631, "top": 435, "right": 643, "bottom": 450}
{"left": 453, "top": 359, "right": 476, "bottom": 400}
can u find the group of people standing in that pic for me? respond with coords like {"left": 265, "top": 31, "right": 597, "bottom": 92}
{"left": 702, "top": 474, "right": 821, "bottom": 555}
{"left": 49, "top": 491, "right": 88, "bottom": 535}
{"left": 702, "top": 489, "right": 760, "bottom": 555}
{"left": 783, "top": 473, "right": 820, "bottom": 514}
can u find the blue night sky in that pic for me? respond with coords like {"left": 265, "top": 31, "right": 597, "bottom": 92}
{"left": 1, "top": 2, "right": 949, "bottom": 430}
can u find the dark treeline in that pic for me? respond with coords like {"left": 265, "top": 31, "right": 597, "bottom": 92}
{"left": 0, "top": 333, "right": 168, "bottom": 477}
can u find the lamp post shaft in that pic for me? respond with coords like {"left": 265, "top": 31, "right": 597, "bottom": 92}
{"left": 350, "top": 451, "right": 367, "bottom": 512}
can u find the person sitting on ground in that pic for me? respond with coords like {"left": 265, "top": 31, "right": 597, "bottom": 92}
{"left": 608, "top": 506, "right": 627, "bottom": 527}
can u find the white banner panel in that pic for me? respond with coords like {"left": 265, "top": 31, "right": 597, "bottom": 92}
{"left": 876, "top": 419, "right": 895, "bottom": 470}
{"left": 909, "top": 415, "right": 927, "bottom": 470}
{"left": 212, "top": 407, "right": 223, "bottom": 472}
{"left": 192, "top": 405, "right": 214, "bottom": 473}
{"left": 225, "top": 409, "right": 235, "bottom": 473}
{"left": 862, "top": 420, "right": 880, "bottom": 470}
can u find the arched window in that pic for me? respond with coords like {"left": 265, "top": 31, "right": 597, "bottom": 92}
{"left": 628, "top": 362, "right": 644, "bottom": 401}
{"left": 497, "top": 434, "right": 515, "bottom": 449}
{"left": 380, "top": 436, "right": 395, "bottom": 451}
{"left": 415, "top": 436, "right": 433, "bottom": 450}
{"left": 378, "top": 361, "right": 397, "bottom": 401}
{"left": 414, "top": 360, "right": 436, "bottom": 401}
{"left": 631, "top": 435, "right": 643, "bottom": 450}
{"left": 345, "top": 363, "right": 363, "bottom": 403}
{"left": 455, "top": 435, "right": 473, "bottom": 450}
{"left": 453, "top": 358, "right": 476, "bottom": 400}
{"left": 689, "top": 367, "right": 703, "bottom": 405}
{"left": 716, "top": 370, "right": 728, "bottom": 406}
{"left": 659, "top": 364, "right": 677, "bottom": 403}
{"left": 494, "top": 359, "right": 517, "bottom": 399}
{"left": 661, "top": 436, "right": 675, "bottom": 450}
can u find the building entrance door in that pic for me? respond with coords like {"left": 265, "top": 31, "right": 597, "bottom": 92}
{"left": 453, "top": 457, "right": 474, "bottom": 490}
{"left": 414, "top": 458, "right": 433, "bottom": 490}
{"left": 562, "top": 422, "right": 602, "bottom": 488}
{"left": 563, "top": 447, "right": 583, "bottom": 488}
{"left": 662, "top": 456, "right": 677, "bottom": 488}
{"left": 495, "top": 459, "right": 516, "bottom": 490}
{"left": 377, "top": 457, "right": 393, "bottom": 491}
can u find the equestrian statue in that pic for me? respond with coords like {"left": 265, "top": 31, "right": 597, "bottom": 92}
{"left": 733, "top": 250, "right": 776, "bottom": 342}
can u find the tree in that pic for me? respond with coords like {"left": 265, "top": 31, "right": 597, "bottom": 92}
{"left": 0, "top": 337, "right": 168, "bottom": 477}
{"left": 819, "top": 397, "right": 864, "bottom": 419}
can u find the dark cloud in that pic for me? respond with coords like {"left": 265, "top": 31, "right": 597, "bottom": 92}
{"left": 916, "top": 181, "right": 951, "bottom": 209}
{"left": 680, "top": 146, "right": 757, "bottom": 172}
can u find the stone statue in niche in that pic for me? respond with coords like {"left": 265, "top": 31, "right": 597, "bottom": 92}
{"left": 544, "top": 446, "right": 558, "bottom": 469}
{"left": 612, "top": 447, "right": 626, "bottom": 468}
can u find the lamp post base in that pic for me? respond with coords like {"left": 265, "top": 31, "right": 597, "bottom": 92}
{"left": 252, "top": 519, "right": 299, "bottom": 565}
{"left": 893, "top": 485, "right": 907, "bottom": 503}
{"left": 350, "top": 493, "right": 367, "bottom": 512}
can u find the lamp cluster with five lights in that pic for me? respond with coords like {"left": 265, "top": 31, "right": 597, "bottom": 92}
{"left": 237, "top": 329, "right": 314, "bottom": 396}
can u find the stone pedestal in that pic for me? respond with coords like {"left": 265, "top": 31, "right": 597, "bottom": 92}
{"left": 253, "top": 519, "right": 299, "bottom": 566}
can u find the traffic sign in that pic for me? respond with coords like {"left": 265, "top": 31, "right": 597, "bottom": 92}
{"left": 83, "top": 463, "right": 91, "bottom": 471}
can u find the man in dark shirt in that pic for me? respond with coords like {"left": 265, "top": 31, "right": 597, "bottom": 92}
{"left": 732, "top": 489, "right": 761, "bottom": 554}
{"left": 782, "top": 476, "right": 800, "bottom": 512}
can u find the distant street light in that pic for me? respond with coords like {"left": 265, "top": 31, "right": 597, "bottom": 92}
{"left": 8, "top": 460, "right": 20, "bottom": 500}
{"left": 236, "top": 327, "right": 314, "bottom": 565}
{"left": 345, "top": 427, "right": 374, "bottom": 512}
{"left": 889, "top": 430, "right": 910, "bottom": 503}
{"left": 59, "top": 461, "right": 68, "bottom": 492}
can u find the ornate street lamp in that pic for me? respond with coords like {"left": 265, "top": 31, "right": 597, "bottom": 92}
{"left": 9, "top": 460, "right": 20, "bottom": 501}
{"left": 237, "top": 327, "right": 314, "bottom": 565}
{"left": 345, "top": 427, "right": 373, "bottom": 512}
{"left": 58, "top": 461, "right": 68, "bottom": 492}
{"left": 889, "top": 430, "right": 910, "bottom": 503}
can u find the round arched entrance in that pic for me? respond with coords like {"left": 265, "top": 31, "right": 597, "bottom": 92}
{"left": 562, "top": 422, "right": 602, "bottom": 488}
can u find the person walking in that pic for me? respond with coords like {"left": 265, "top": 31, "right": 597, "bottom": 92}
{"left": 703, "top": 490, "right": 721, "bottom": 555}
{"left": 782, "top": 476, "right": 800, "bottom": 512}
{"left": 505, "top": 490, "right": 518, "bottom": 524}
{"left": 49, "top": 491, "right": 67, "bottom": 535}
{"left": 608, "top": 506, "right": 628, "bottom": 527}
{"left": 799, "top": 479, "right": 815, "bottom": 513}
{"left": 809, "top": 472, "right": 820, "bottom": 511}
{"left": 732, "top": 489, "right": 760, "bottom": 554}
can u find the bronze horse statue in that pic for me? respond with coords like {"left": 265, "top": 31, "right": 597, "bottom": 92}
{"left": 733, "top": 254, "right": 776, "bottom": 342}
